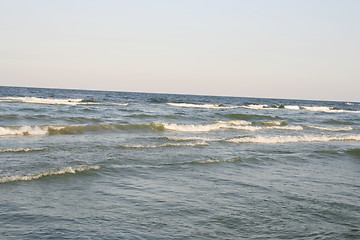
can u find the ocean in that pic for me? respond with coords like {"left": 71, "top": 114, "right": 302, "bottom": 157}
{"left": 0, "top": 86, "right": 359, "bottom": 239}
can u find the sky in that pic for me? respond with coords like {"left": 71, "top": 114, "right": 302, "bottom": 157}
{"left": 1, "top": 0, "right": 359, "bottom": 101}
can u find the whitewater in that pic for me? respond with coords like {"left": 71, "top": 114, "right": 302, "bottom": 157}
{"left": 0, "top": 86, "right": 359, "bottom": 239}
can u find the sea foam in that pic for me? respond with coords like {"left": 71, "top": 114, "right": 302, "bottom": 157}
{"left": 0, "top": 147, "right": 48, "bottom": 153}
{"left": 306, "top": 125, "right": 353, "bottom": 131}
{"left": 166, "top": 103, "right": 238, "bottom": 109}
{"left": 153, "top": 121, "right": 302, "bottom": 132}
{"left": 0, "top": 97, "right": 128, "bottom": 106}
{"left": 226, "top": 134, "right": 360, "bottom": 144}
{"left": 0, "top": 165, "right": 100, "bottom": 183}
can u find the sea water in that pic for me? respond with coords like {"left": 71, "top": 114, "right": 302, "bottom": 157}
{"left": 0, "top": 86, "right": 359, "bottom": 239}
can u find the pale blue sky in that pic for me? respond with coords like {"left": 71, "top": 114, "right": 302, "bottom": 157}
{"left": 1, "top": 0, "right": 359, "bottom": 101}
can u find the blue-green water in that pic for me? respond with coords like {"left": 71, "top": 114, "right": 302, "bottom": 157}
{"left": 1, "top": 86, "right": 359, "bottom": 239}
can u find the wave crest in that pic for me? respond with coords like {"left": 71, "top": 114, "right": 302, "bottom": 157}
{"left": 166, "top": 102, "right": 238, "bottom": 109}
{"left": 0, "top": 147, "right": 48, "bottom": 153}
{"left": 0, "top": 97, "right": 128, "bottom": 106}
{"left": 226, "top": 135, "right": 360, "bottom": 144}
{"left": 0, "top": 165, "right": 100, "bottom": 183}
{"left": 152, "top": 121, "right": 302, "bottom": 132}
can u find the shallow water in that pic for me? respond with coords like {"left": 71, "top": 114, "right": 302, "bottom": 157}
{"left": 1, "top": 86, "right": 359, "bottom": 239}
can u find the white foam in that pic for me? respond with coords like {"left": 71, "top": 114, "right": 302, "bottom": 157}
{"left": 124, "top": 141, "right": 209, "bottom": 149}
{"left": 0, "top": 97, "right": 128, "bottom": 107}
{"left": 0, "top": 126, "right": 65, "bottom": 137}
{"left": 153, "top": 121, "right": 302, "bottom": 132}
{"left": 302, "top": 106, "right": 360, "bottom": 113}
{"left": 284, "top": 105, "right": 301, "bottom": 110}
{"left": 0, "top": 126, "right": 50, "bottom": 136}
{"left": 0, "top": 97, "right": 86, "bottom": 105}
{"left": 193, "top": 158, "right": 240, "bottom": 164}
{"left": 306, "top": 125, "right": 353, "bottom": 131}
{"left": 241, "top": 104, "right": 278, "bottom": 110}
{"left": 166, "top": 102, "right": 238, "bottom": 109}
{"left": 153, "top": 120, "right": 251, "bottom": 132}
{"left": 166, "top": 136, "right": 221, "bottom": 142}
{"left": 226, "top": 134, "right": 360, "bottom": 144}
{"left": 0, "top": 148, "right": 47, "bottom": 153}
{"left": 0, "top": 165, "right": 100, "bottom": 183}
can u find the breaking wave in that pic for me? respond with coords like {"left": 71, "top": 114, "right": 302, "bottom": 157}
{"left": 153, "top": 121, "right": 302, "bottom": 132}
{"left": 240, "top": 104, "right": 360, "bottom": 113}
{"left": 226, "top": 134, "right": 360, "bottom": 144}
{"left": 0, "top": 124, "right": 153, "bottom": 137}
{"left": 167, "top": 103, "right": 238, "bottom": 109}
{"left": 0, "top": 165, "right": 100, "bottom": 183}
{"left": 241, "top": 104, "right": 278, "bottom": 110}
{"left": 0, "top": 97, "right": 128, "bottom": 106}
{"left": 306, "top": 125, "right": 353, "bottom": 131}
{"left": 0, "top": 147, "right": 48, "bottom": 153}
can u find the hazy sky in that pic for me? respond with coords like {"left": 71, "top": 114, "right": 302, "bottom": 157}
{"left": 1, "top": 0, "right": 359, "bottom": 101}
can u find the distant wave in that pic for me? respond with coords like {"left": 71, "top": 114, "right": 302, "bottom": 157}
{"left": 225, "top": 113, "right": 279, "bottom": 121}
{"left": 226, "top": 134, "right": 360, "bottom": 144}
{"left": 0, "top": 97, "right": 128, "bottom": 106}
{"left": 241, "top": 103, "right": 360, "bottom": 113}
{"left": 0, "top": 165, "right": 100, "bottom": 183}
{"left": 122, "top": 141, "right": 209, "bottom": 149}
{"left": 241, "top": 104, "right": 278, "bottom": 110}
{"left": 164, "top": 157, "right": 242, "bottom": 165}
{"left": 0, "top": 147, "right": 48, "bottom": 153}
{"left": 302, "top": 106, "right": 360, "bottom": 113}
{"left": 153, "top": 121, "right": 302, "bottom": 132}
{"left": 166, "top": 102, "right": 239, "bottom": 109}
{"left": 306, "top": 125, "right": 353, "bottom": 131}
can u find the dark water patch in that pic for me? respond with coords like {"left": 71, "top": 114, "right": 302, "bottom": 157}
{"left": 0, "top": 114, "right": 19, "bottom": 121}
{"left": 322, "top": 120, "right": 354, "bottom": 125}
{"left": 314, "top": 150, "right": 340, "bottom": 155}
{"left": 66, "top": 117, "right": 102, "bottom": 123}
{"left": 148, "top": 97, "right": 168, "bottom": 103}
{"left": 49, "top": 124, "right": 156, "bottom": 135}
{"left": 224, "top": 113, "right": 280, "bottom": 121}
{"left": 346, "top": 149, "right": 360, "bottom": 158}
{"left": 125, "top": 114, "right": 180, "bottom": 120}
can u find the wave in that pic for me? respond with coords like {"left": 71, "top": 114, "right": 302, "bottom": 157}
{"left": 241, "top": 104, "right": 278, "bottom": 110}
{"left": 260, "top": 121, "right": 287, "bottom": 126}
{"left": 284, "top": 105, "right": 301, "bottom": 110}
{"left": 0, "top": 126, "right": 54, "bottom": 136}
{"left": 153, "top": 121, "right": 302, "bottom": 132}
{"left": 224, "top": 113, "right": 279, "bottom": 121}
{"left": 164, "top": 157, "right": 242, "bottom": 166}
{"left": 302, "top": 106, "right": 360, "bottom": 113}
{"left": 0, "top": 165, "right": 100, "bottom": 183}
{"left": 0, "top": 147, "right": 48, "bottom": 153}
{"left": 240, "top": 103, "right": 360, "bottom": 113}
{"left": 0, "top": 124, "right": 153, "bottom": 137}
{"left": 0, "top": 97, "right": 128, "bottom": 106}
{"left": 226, "top": 134, "right": 360, "bottom": 144}
{"left": 166, "top": 102, "right": 238, "bottom": 109}
{"left": 122, "top": 141, "right": 209, "bottom": 149}
{"left": 166, "top": 136, "right": 220, "bottom": 142}
{"left": 306, "top": 125, "right": 353, "bottom": 131}
{"left": 346, "top": 148, "right": 360, "bottom": 158}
